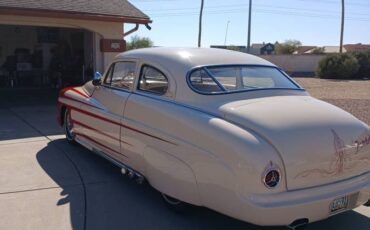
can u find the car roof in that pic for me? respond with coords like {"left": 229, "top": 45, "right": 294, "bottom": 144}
{"left": 115, "top": 47, "right": 276, "bottom": 70}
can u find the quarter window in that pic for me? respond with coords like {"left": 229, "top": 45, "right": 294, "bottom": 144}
{"left": 138, "top": 66, "right": 168, "bottom": 95}
{"left": 104, "top": 62, "right": 136, "bottom": 89}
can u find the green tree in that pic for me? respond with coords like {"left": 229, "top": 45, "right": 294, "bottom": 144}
{"left": 126, "top": 35, "right": 154, "bottom": 50}
{"left": 275, "top": 40, "right": 302, "bottom": 54}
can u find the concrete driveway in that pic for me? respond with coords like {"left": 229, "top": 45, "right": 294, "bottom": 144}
{"left": 0, "top": 92, "right": 369, "bottom": 230}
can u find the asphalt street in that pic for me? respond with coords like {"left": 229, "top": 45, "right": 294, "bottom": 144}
{"left": 0, "top": 91, "right": 369, "bottom": 230}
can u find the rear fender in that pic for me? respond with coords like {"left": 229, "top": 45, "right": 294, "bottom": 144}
{"left": 143, "top": 146, "right": 201, "bottom": 206}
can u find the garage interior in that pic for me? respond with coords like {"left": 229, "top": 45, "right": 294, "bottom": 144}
{"left": 0, "top": 24, "right": 94, "bottom": 89}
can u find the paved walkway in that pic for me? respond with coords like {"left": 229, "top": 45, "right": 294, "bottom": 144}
{"left": 0, "top": 95, "right": 369, "bottom": 229}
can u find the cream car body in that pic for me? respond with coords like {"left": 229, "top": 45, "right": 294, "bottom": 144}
{"left": 57, "top": 48, "right": 370, "bottom": 227}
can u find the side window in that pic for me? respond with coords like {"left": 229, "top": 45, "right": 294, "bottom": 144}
{"left": 103, "top": 65, "right": 114, "bottom": 85}
{"left": 104, "top": 62, "right": 136, "bottom": 89}
{"left": 138, "top": 66, "right": 168, "bottom": 95}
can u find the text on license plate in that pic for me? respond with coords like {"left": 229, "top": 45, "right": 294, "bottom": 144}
{"left": 330, "top": 196, "right": 348, "bottom": 213}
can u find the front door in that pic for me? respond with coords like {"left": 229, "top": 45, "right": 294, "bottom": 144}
{"left": 80, "top": 61, "right": 136, "bottom": 163}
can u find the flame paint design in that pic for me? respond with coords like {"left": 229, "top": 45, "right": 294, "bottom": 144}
{"left": 294, "top": 129, "right": 370, "bottom": 179}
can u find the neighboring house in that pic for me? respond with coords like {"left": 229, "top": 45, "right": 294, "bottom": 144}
{"left": 343, "top": 43, "right": 370, "bottom": 53}
{"left": 323, "top": 46, "right": 342, "bottom": 53}
{"left": 0, "top": 0, "right": 151, "bottom": 89}
{"left": 250, "top": 43, "right": 275, "bottom": 55}
{"left": 294, "top": 46, "right": 317, "bottom": 54}
{"left": 322, "top": 44, "right": 370, "bottom": 53}
{"left": 260, "top": 43, "right": 275, "bottom": 55}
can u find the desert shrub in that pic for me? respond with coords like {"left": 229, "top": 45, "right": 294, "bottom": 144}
{"left": 352, "top": 51, "right": 370, "bottom": 79}
{"left": 316, "top": 53, "right": 360, "bottom": 79}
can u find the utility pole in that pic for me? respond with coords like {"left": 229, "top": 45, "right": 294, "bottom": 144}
{"left": 340, "top": 0, "right": 345, "bottom": 53}
{"left": 198, "top": 0, "right": 204, "bottom": 48}
{"left": 224, "top": 20, "right": 230, "bottom": 45}
{"left": 247, "top": 0, "right": 252, "bottom": 53}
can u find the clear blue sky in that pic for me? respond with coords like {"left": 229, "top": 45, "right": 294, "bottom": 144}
{"left": 127, "top": 0, "right": 370, "bottom": 47}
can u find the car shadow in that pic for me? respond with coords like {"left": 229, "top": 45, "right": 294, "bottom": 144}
{"left": 36, "top": 139, "right": 370, "bottom": 230}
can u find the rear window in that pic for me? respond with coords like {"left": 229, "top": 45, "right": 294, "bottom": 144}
{"left": 189, "top": 66, "right": 299, "bottom": 94}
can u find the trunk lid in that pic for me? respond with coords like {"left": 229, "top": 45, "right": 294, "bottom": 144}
{"left": 219, "top": 96, "right": 370, "bottom": 190}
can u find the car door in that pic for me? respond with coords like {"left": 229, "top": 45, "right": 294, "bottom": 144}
{"left": 120, "top": 65, "right": 173, "bottom": 173}
{"left": 79, "top": 61, "right": 137, "bottom": 163}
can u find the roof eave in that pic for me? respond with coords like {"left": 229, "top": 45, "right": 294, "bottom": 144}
{"left": 0, "top": 7, "right": 152, "bottom": 24}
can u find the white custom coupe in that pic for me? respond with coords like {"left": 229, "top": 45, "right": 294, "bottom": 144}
{"left": 57, "top": 48, "right": 370, "bottom": 228}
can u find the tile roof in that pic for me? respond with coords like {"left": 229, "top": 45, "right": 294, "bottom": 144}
{"left": 295, "top": 46, "right": 317, "bottom": 54}
{"left": 0, "top": 0, "right": 149, "bottom": 21}
{"left": 343, "top": 43, "right": 370, "bottom": 52}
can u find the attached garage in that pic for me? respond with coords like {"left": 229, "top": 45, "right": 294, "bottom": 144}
{"left": 0, "top": 0, "right": 151, "bottom": 89}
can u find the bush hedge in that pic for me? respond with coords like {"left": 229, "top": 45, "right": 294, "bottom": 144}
{"left": 316, "top": 51, "right": 370, "bottom": 79}
{"left": 316, "top": 53, "right": 360, "bottom": 79}
{"left": 352, "top": 51, "right": 370, "bottom": 79}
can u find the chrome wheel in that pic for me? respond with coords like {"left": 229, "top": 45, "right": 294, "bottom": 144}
{"left": 64, "top": 108, "right": 75, "bottom": 142}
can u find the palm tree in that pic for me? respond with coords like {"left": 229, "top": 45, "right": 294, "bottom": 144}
{"left": 198, "top": 0, "right": 204, "bottom": 47}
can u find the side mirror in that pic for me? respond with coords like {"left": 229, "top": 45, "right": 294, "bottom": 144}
{"left": 92, "top": 72, "right": 102, "bottom": 86}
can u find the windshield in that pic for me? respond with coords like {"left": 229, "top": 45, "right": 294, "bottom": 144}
{"left": 188, "top": 65, "right": 300, "bottom": 94}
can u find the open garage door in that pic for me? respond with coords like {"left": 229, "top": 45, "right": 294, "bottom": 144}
{"left": 0, "top": 25, "right": 94, "bottom": 89}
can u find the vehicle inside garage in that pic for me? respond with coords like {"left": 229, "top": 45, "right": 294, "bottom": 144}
{"left": 0, "top": 25, "right": 94, "bottom": 89}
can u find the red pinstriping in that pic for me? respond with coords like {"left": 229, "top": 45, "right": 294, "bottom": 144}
{"left": 75, "top": 131, "right": 128, "bottom": 158}
{"left": 120, "top": 123, "right": 176, "bottom": 145}
{"left": 73, "top": 120, "right": 133, "bottom": 146}
{"left": 70, "top": 88, "right": 90, "bottom": 98}
{"left": 73, "top": 120, "right": 120, "bottom": 141}
{"left": 60, "top": 95, "right": 101, "bottom": 110}
{"left": 60, "top": 96, "right": 177, "bottom": 146}
{"left": 71, "top": 105, "right": 121, "bottom": 126}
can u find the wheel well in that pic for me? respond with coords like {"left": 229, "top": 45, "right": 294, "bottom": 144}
{"left": 60, "top": 105, "right": 67, "bottom": 126}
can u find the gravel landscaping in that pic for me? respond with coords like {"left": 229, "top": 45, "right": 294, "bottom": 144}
{"left": 294, "top": 78, "right": 370, "bottom": 125}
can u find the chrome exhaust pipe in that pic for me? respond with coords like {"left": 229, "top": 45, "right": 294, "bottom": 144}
{"left": 121, "top": 166, "right": 145, "bottom": 184}
{"left": 135, "top": 173, "right": 144, "bottom": 184}
{"left": 288, "top": 218, "right": 309, "bottom": 230}
{"left": 127, "top": 169, "right": 135, "bottom": 179}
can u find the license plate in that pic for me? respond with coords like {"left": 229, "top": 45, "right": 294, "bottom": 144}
{"left": 330, "top": 196, "right": 348, "bottom": 213}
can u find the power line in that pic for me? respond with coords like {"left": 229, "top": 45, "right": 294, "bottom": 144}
{"left": 147, "top": 7, "right": 370, "bottom": 22}
{"left": 141, "top": 3, "right": 370, "bottom": 17}
{"left": 297, "top": 0, "right": 370, "bottom": 7}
